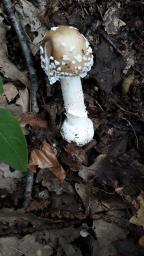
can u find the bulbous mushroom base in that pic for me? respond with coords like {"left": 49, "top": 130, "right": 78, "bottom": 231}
{"left": 61, "top": 114, "right": 94, "bottom": 146}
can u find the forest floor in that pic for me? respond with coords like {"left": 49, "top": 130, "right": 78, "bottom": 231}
{"left": 0, "top": 0, "right": 144, "bottom": 255}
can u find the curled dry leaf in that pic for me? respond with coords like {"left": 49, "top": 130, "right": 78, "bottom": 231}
{"left": 18, "top": 112, "right": 48, "bottom": 128}
{"left": 0, "top": 24, "right": 29, "bottom": 86}
{"left": 29, "top": 140, "right": 65, "bottom": 181}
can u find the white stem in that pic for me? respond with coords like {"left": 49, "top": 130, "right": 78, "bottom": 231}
{"left": 60, "top": 77, "right": 87, "bottom": 117}
{"left": 60, "top": 76, "right": 94, "bottom": 146}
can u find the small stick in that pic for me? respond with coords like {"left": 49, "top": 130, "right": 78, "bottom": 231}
{"left": 23, "top": 171, "right": 34, "bottom": 208}
{"left": 2, "top": 0, "right": 39, "bottom": 207}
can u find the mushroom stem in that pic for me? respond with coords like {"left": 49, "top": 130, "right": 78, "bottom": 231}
{"left": 60, "top": 76, "right": 87, "bottom": 117}
{"left": 41, "top": 25, "right": 94, "bottom": 146}
{"left": 60, "top": 77, "right": 94, "bottom": 146}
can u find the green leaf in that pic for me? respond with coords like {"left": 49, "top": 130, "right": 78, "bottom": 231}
{"left": 0, "top": 108, "right": 28, "bottom": 171}
{"left": 0, "top": 76, "right": 3, "bottom": 95}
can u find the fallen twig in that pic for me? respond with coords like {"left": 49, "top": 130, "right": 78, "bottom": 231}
{"left": 2, "top": 0, "right": 39, "bottom": 207}
{"left": 0, "top": 209, "right": 81, "bottom": 236}
{"left": 2, "top": 0, "right": 39, "bottom": 113}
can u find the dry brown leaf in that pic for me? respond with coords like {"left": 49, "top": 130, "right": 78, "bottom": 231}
{"left": 18, "top": 112, "right": 48, "bottom": 128}
{"left": 129, "top": 193, "right": 144, "bottom": 228}
{"left": 16, "top": 88, "right": 29, "bottom": 113}
{"left": 29, "top": 140, "right": 65, "bottom": 181}
{"left": 3, "top": 83, "right": 18, "bottom": 102}
{"left": 0, "top": 24, "right": 29, "bottom": 86}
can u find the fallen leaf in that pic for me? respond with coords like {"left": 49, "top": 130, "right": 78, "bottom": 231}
{"left": 0, "top": 24, "right": 29, "bottom": 86}
{"left": 15, "top": 0, "right": 47, "bottom": 55}
{"left": 3, "top": 83, "right": 18, "bottom": 102}
{"left": 129, "top": 193, "right": 144, "bottom": 228}
{"left": 61, "top": 144, "right": 87, "bottom": 170}
{"left": 36, "top": 170, "right": 73, "bottom": 195}
{"left": 78, "top": 154, "right": 107, "bottom": 182}
{"left": 0, "top": 162, "right": 23, "bottom": 193}
{"left": 104, "top": 6, "right": 126, "bottom": 35}
{"left": 29, "top": 140, "right": 65, "bottom": 181}
{"left": 16, "top": 88, "right": 29, "bottom": 113}
{"left": 0, "top": 235, "right": 54, "bottom": 256}
{"left": 122, "top": 49, "right": 135, "bottom": 75}
{"left": 93, "top": 219, "right": 126, "bottom": 256}
{"left": 0, "top": 83, "right": 29, "bottom": 118}
{"left": 18, "top": 112, "right": 48, "bottom": 128}
{"left": 35, "top": 0, "right": 49, "bottom": 13}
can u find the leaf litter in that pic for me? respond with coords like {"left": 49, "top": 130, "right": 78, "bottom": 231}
{"left": 29, "top": 140, "right": 66, "bottom": 181}
{"left": 15, "top": 0, "right": 47, "bottom": 55}
{"left": 0, "top": 23, "right": 29, "bottom": 86}
{"left": 103, "top": 6, "right": 126, "bottom": 35}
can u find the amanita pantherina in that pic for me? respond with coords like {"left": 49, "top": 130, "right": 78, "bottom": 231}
{"left": 40, "top": 26, "right": 94, "bottom": 146}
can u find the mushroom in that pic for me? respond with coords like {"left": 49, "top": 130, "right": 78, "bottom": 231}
{"left": 40, "top": 26, "right": 94, "bottom": 146}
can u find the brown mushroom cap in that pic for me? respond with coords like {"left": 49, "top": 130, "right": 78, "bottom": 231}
{"left": 40, "top": 26, "right": 93, "bottom": 84}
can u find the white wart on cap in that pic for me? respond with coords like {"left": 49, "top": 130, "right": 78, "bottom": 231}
{"left": 40, "top": 26, "right": 93, "bottom": 84}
